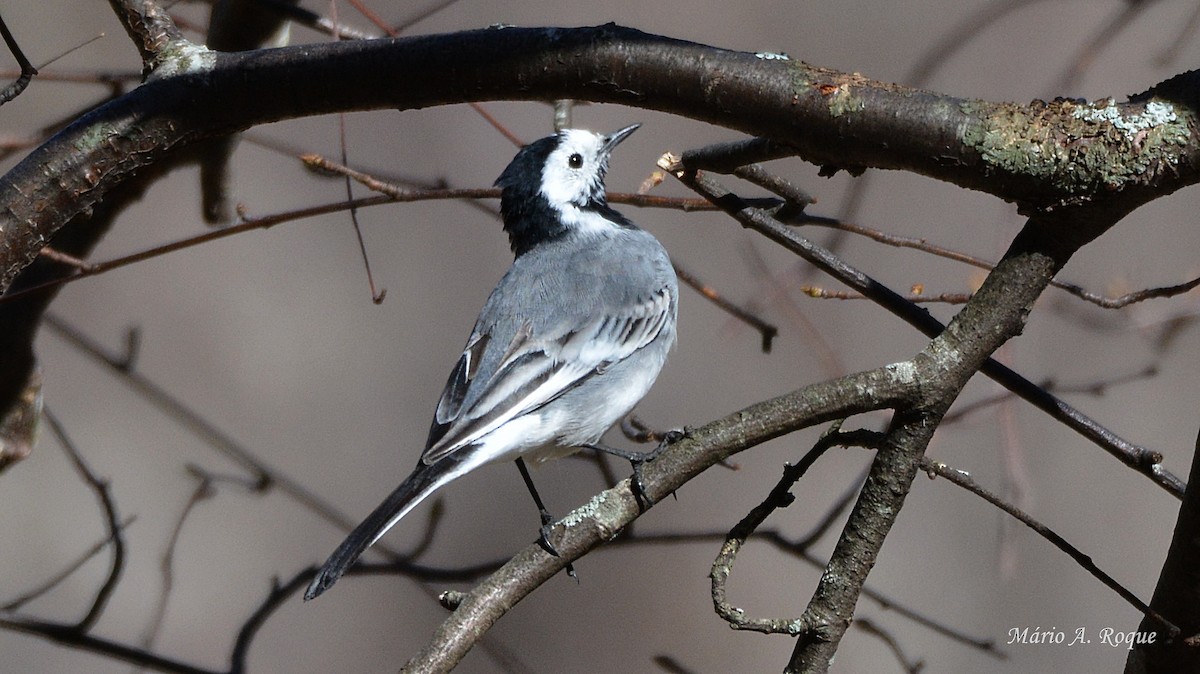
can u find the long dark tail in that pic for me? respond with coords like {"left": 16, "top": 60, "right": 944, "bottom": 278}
{"left": 304, "top": 455, "right": 467, "bottom": 601}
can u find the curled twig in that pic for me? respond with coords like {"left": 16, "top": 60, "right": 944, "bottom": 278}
{"left": 710, "top": 422, "right": 845, "bottom": 635}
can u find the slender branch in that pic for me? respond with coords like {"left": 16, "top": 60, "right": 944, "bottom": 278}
{"left": 251, "top": 0, "right": 375, "bottom": 40}
{"left": 0, "top": 13, "right": 37, "bottom": 105}
{"left": 0, "top": 67, "right": 139, "bottom": 85}
{"left": 2, "top": 517, "right": 134, "bottom": 611}
{"left": 229, "top": 570, "right": 313, "bottom": 674}
{"left": 855, "top": 617, "right": 924, "bottom": 674}
{"left": 140, "top": 465, "right": 261, "bottom": 654}
{"left": 672, "top": 260, "right": 778, "bottom": 353}
{"left": 800, "top": 285, "right": 971, "bottom": 304}
{"left": 402, "top": 365, "right": 918, "bottom": 671}
{"left": 660, "top": 154, "right": 1184, "bottom": 496}
{"left": 42, "top": 408, "right": 125, "bottom": 633}
{"left": 0, "top": 614, "right": 221, "bottom": 674}
{"left": 38, "top": 315, "right": 417, "bottom": 565}
{"left": 741, "top": 242, "right": 844, "bottom": 376}
{"left": 944, "top": 365, "right": 1159, "bottom": 423}
{"left": 801, "top": 214, "right": 1200, "bottom": 309}
{"left": 921, "top": 457, "right": 1178, "bottom": 637}
{"left": 618, "top": 526, "right": 1004, "bottom": 658}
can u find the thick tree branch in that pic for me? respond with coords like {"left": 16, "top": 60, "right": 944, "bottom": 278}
{"left": 1127, "top": 427, "right": 1200, "bottom": 673}
{"left": 402, "top": 365, "right": 919, "bottom": 672}
{"left": 3, "top": 24, "right": 1199, "bottom": 294}
{"left": 788, "top": 216, "right": 1080, "bottom": 671}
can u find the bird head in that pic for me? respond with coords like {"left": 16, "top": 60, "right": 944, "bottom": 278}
{"left": 495, "top": 124, "right": 640, "bottom": 256}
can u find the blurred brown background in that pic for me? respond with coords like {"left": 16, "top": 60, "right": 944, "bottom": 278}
{"left": 2, "top": 1, "right": 1197, "bottom": 672}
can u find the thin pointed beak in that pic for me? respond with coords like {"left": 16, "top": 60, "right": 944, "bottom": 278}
{"left": 602, "top": 123, "right": 641, "bottom": 154}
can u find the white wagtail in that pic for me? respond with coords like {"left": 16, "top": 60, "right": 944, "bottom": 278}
{"left": 305, "top": 124, "right": 679, "bottom": 600}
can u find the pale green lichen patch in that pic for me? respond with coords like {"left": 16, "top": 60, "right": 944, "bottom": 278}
{"left": 1072, "top": 99, "right": 1178, "bottom": 137}
{"left": 960, "top": 97, "right": 1190, "bottom": 206}
{"left": 72, "top": 123, "right": 116, "bottom": 156}
{"left": 561, "top": 491, "right": 612, "bottom": 528}
{"left": 149, "top": 40, "right": 217, "bottom": 80}
{"left": 825, "top": 85, "right": 865, "bottom": 118}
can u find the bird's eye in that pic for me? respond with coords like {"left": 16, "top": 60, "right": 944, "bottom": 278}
{"left": 568, "top": 153, "right": 583, "bottom": 169}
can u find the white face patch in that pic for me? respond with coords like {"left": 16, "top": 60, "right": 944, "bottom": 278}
{"left": 538, "top": 130, "right": 621, "bottom": 235}
{"left": 540, "top": 130, "right": 608, "bottom": 206}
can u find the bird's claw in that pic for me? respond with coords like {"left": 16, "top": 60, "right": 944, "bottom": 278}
{"left": 536, "top": 518, "right": 577, "bottom": 578}
{"left": 629, "top": 427, "right": 687, "bottom": 510}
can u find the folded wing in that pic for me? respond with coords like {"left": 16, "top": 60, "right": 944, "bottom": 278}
{"left": 422, "top": 285, "right": 673, "bottom": 465}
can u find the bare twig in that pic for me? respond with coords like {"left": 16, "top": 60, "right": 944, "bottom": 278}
{"left": 920, "top": 457, "right": 1180, "bottom": 638}
{"left": 709, "top": 423, "right": 842, "bottom": 635}
{"left": 856, "top": 617, "right": 925, "bottom": 674}
{"left": 250, "top": 0, "right": 374, "bottom": 40}
{"left": 38, "top": 315, "right": 410, "bottom": 563}
{"left": 390, "top": 0, "right": 467, "bottom": 34}
{"left": 672, "top": 260, "right": 778, "bottom": 353}
{"left": 0, "top": 67, "right": 138, "bottom": 85}
{"left": 660, "top": 154, "right": 1184, "bottom": 497}
{"left": 2, "top": 516, "right": 135, "bottom": 611}
{"left": 141, "top": 465, "right": 260, "bottom": 653}
{"left": 228, "top": 570, "right": 311, "bottom": 673}
{"left": 800, "top": 285, "right": 972, "bottom": 304}
{"left": 943, "top": 365, "right": 1159, "bottom": 424}
{"left": 608, "top": 525, "right": 1003, "bottom": 657}
{"left": 0, "top": 613, "right": 221, "bottom": 674}
{"left": 38, "top": 246, "right": 96, "bottom": 271}
{"left": 42, "top": 408, "right": 124, "bottom": 632}
{"left": 1055, "top": 275, "right": 1200, "bottom": 309}
{"left": 793, "top": 465, "right": 868, "bottom": 550}
{"left": 741, "top": 242, "right": 843, "bottom": 376}
{"left": 335, "top": 117, "right": 387, "bottom": 303}
{"left": 0, "top": 13, "right": 37, "bottom": 105}
{"left": 802, "top": 215, "right": 1200, "bottom": 309}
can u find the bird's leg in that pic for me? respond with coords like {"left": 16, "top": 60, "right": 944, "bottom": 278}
{"left": 514, "top": 457, "right": 576, "bottom": 578}
{"left": 585, "top": 428, "right": 687, "bottom": 510}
